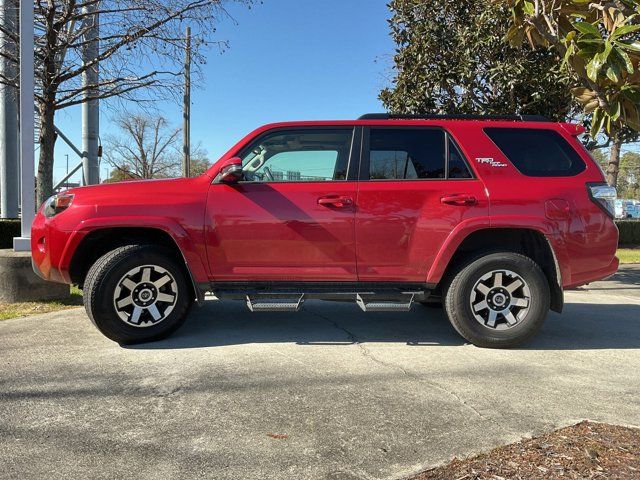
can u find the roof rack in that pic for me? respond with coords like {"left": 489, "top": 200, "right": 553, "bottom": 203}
{"left": 358, "top": 113, "right": 550, "bottom": 122}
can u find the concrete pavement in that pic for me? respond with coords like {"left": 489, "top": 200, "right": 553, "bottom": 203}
{"left": 1, "top": 266, "right": 639, "bottom": 479}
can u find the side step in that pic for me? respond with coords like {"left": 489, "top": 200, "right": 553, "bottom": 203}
{"left": 246, "top": 294, "right": 305, "bottom": 312}
{"left": 356, "top": 293, "right": 415, "bottom": 312}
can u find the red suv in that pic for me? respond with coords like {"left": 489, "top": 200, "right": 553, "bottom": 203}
{"left": 32, "top": 114, "right": 619, "bottom": 347}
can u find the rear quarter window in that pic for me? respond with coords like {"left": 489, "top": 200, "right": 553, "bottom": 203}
{"left": 484, "top": 128, "right": 586, "bottom": 177}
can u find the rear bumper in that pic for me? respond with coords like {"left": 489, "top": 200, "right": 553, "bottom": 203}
{"left": 558, "top": 212, "right": 619, "bottom": 290}
{"left": 565, "top": 256, "right": 619, "bottom": 289}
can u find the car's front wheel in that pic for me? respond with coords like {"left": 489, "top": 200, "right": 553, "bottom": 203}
{"left": 83, "top": 244, "right": 192, "bottom": 344}
{"left": 444, "top": 252, "right": 550, "bottom": 348}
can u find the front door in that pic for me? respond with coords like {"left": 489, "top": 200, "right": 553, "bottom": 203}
{"left": 205, "top": 127, "right": 359, "bottom": 282}
{"left": 355, "top": 127, "right": 489, "bottom": 282}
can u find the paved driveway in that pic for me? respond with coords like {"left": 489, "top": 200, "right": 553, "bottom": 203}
{"left": 1, "top": 267, "right": 639, "bottom": 480}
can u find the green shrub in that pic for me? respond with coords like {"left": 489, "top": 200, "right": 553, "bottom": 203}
{"left": 616, "top": 220, "right": 640, "bottom": 247}
{"left": 0, "top": 220, "right": 21, "bottom": 249}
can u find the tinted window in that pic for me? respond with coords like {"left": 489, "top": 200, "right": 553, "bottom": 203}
{"left": 485, "top": 128, "right": 586, "bottom": 177}
{"left": 448, "top": 138, "right": 472, "bottom": 179}
{"left": 369, "top": 129, "right": 445, "bottom": 179}
{"left": 239, "top": 129, "right": 353, "bottom": 182}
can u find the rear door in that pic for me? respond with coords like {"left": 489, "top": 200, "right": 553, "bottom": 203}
{"left": 355, "top": 126, "right": 489, "bottom": 282}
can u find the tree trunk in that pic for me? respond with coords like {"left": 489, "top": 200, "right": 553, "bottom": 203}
{"left": 36, "top": 100, "right": 56, "bottom": 207}
{"left": 606, "top": 133, "right": 623, "bottom": 188}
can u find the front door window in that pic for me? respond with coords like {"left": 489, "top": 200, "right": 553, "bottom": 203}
{"left": 239, "top": 129, "right": 353, "bottom": 182}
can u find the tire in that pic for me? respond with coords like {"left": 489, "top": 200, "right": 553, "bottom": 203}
{"left": 444, "top": 252, "right": 550, "bottom": 348}
{"left": 84, "top": 244, "right": 193, "bottom": 344}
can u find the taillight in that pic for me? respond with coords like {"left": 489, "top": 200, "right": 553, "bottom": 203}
{"left": 42, "top": 193, "right": 75, "bottom": 218}
{"left": 587, "top": 183, "right": 616, "bottom": 218}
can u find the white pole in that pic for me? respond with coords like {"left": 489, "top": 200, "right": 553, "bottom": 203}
{"left": 81, "top": 2, "right": 99, "bottom": 186}
{"left": 13, "top": 0, "right": 35, "bottom": 252}
{"left": 0, "top": 0, "right": 20, "bottom": 219}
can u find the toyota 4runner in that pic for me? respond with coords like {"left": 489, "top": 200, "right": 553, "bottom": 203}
{"left": 32, "top": 114, "right": 619, "bottom": 348}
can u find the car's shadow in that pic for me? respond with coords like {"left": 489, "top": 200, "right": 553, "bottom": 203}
{"left": 125, "top": 299, "right": 640, "bottom": 351}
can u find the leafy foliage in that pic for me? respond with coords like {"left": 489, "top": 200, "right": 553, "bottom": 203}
{"left": 617, "top": 220, "right": 640, "bottom": 245}
{"left": 103, "top": 167, "right": 137, "bottom": 184}
{"left": 617, "top": 151, "right": 640, "bottom": 198}
{"left": 189, "top": 156, "right": 213, "bottom": 177}
{"left": 380, "top": 0, "right": 574, "bottom": 118}
{"left": 589, "top": 142, "right": 640, "bottom": 191}
{"left": 501, "top": 0, "right": 640, "bottom": 138}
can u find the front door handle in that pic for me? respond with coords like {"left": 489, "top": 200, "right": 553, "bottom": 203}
{"left": 318, "top": 195, "right": 353, "bottom": 208}
{"left": 441, "top": 194, "right": 477, "bottom": 206}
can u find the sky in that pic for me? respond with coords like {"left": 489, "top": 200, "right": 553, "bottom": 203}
{"left": 53, "top": 0, "right": 395, "bottom": 184}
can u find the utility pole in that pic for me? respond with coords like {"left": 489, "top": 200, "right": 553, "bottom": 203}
{"left": 13, "top": 0, "right": 35, "bottom": 251}
{"left": 182, "top": 26, "right": 191, "bottom": 178}
{"left": 0, "top": 0, "right": 19, "bottom": 219}
{"left": 81, "top": 2, "right": 99, "bottom": 186}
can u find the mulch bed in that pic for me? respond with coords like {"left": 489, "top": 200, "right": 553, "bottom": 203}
{"left": 411, "top": 421, "right": 639, "bottom": 480}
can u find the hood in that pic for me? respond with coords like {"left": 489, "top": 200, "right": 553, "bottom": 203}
{"left": 61, "top": 175, "right": 212, "bottom": 206}
{"left": 65, "top": 176, "right": 196, "bottom": 194}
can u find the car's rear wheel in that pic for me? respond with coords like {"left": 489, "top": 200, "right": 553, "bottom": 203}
{"left": 444, "top": 252, "right": 550, "bottom": 348}
{"left": 84, "top": 244, "right": 192, "bottom": 344}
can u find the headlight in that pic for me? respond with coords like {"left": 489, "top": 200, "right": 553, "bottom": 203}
{"left": 42, "top": 193, "right": 74, "bottom": 218}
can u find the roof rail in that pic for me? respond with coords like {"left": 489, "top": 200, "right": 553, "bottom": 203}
{"left": 358, "top": 113, "right": 550, "bottom": 122}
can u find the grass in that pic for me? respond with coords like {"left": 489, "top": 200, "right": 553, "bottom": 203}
{"left": 0, "top": 286, "right": 83, "bottom": 321}
{"left": 618, "top": 247, "right": 640, "bottom": 264}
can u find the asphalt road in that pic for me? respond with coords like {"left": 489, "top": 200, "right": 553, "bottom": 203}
{"left": 1, "top": 266, "right": 639, "bottom": 480}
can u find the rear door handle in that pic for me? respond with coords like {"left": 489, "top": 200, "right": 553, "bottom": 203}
{"left": 318, "top": 195, "right": 353, "bottom": 208}
{"left": 440, "top": 194, "right": 477, "bottom": 206}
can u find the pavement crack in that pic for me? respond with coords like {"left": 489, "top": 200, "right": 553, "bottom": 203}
{"left": 426, "top": 382, "right": 487, "bottom": 420}
{"left": 308, "top": 310, "right": 408, "bottom": 374}
{"left": 309, "top": 308, "right": 502, "bottom": 428}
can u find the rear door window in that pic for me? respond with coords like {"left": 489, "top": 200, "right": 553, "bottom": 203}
{"left": 448, "top": 138, "right": 473, "bottom": 179}
{"left": 484, "top": 128, "right": 586, "bottom": 177}
{"left": 366, "top": 128, "right": 472, "bottom": 180}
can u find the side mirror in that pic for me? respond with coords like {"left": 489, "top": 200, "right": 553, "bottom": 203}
{"left": 214, "top": 157, "right": 243, "bottom": 183}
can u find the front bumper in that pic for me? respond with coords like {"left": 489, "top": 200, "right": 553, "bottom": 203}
{"left": 30, "top": 212, "right": 74, "bottom": 284}
{"left": 31, "top": 255, "right": 46, "bottom": 280}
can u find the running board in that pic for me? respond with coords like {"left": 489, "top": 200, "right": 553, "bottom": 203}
{"left": 356, "top": 293, "right": 415, "bottom": 312}
{"left": 246, "top": 294, "right": 305, "bottom": 312}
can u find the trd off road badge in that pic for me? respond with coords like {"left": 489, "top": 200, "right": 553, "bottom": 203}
{"left": 476, "top": 157, "right": 507, "bottom": 168}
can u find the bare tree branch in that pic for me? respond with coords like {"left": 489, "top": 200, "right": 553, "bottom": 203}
{"left": 104, "top": 112, "right": 182, "bottom": 179}
{"left": 0, "top": 0, "right": 253, "bottom": 204}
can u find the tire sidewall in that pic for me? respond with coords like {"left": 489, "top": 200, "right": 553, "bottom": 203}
{"left": 447, "top": 253, "right": 550, "bottom": 347}
{"left": 88, "top": 247, "right": 191, "bottom": 344}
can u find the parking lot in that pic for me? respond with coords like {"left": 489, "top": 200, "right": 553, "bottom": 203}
{"left": 1, "top": 266, "right": 639, "bottom": 480}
